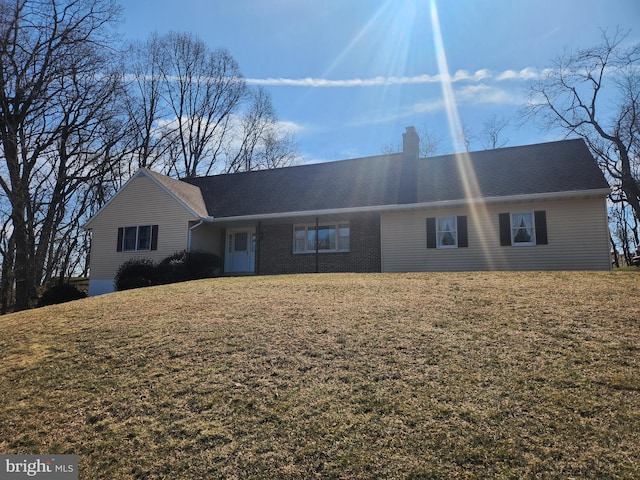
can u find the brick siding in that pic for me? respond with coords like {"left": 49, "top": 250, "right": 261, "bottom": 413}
{"left": 257, "top": 214, "right": 381, "bottom": 274}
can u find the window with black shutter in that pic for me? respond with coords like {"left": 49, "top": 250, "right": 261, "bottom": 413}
{"left": 426, "top": 216, "right": 468, "bottom": 249}
{"left": 499, "top": 211, "right": 547, "bottom": 246}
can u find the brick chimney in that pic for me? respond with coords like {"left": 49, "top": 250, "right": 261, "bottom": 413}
{"left": 402, "top": 126, "right": 419, "bottom": 158}
{"left": 398, "top": 126, "right": 419, "bottom": 204}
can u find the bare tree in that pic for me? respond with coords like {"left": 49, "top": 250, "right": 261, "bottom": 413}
{"left": 224, "top": 86, "right": 274, "bottom": 172}
{"left": 610, "top": 200, "right": 639, "bottom": 265}
{"left": 0, "top": 0, "right": 122, "bottom": 310}
{"left": 260, "top": 128, "right": 299, "bottom": 170}
{"left": 480, "top": 115, "right": 510, "bottom": 150}
{"left": 379, "top": 142, "right": 400, "bottom": 155}
{"left": 121, "top": 33, "right": 170, "bottom": 174}
{"left": 458, "top": 123, "right": 474, "bottom": 153}
{"left": 524, "top": 28, "right": 640, "bottom": 224}
{"left": 419, "top": 128, "right": 444, "bottom": 157}
{"left": 0, "top": 211, "right": 14, "bottom": 314}
{"left": 159, "top": 32, "right": 247, "bottom": 178}
{"left": 224, "top": 86, "right": 299, "bottom": 173}
{"left": 121, "top": 32, "right": 299, "bottom": 179}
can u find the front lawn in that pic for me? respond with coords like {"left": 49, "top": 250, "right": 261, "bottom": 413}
{"left": 1, "top": 272, "right": 638, "bottom": 478}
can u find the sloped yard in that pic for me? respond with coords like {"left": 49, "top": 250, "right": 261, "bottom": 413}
{"left": 1, "top": 272, "right": 639, "bottom": 478}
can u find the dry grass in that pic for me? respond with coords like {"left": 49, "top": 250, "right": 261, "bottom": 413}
{"left": 1, "top": 271, "right": 639, "bottom": 479}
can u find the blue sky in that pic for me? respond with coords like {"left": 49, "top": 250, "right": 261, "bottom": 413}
{"left": 120, "top": 0, "right": 639, "bottom": 163}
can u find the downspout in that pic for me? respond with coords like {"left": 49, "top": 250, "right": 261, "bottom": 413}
{"left": 315, "top": 217, "right": 319, "bottom": 273}
{"left": 188, "top": 219, "right": 205, "bottom": 251}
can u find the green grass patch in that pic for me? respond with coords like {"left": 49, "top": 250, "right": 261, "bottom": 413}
{"left": 1, "top": 271, "right": 639, "bottom": 478}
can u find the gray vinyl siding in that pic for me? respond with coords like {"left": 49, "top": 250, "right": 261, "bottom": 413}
{"left": 381, "top": 196, "right": 610, "bottom": 271}
{"left": 189, "top": 223, "right": 224, "bottom": 255}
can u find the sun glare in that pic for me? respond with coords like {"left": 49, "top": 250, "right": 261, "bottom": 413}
{"left": 429, "top": 0, "right": 499, "bottom": 268}
{"left": 319, "top": 1, "right": 421, "bottom": 135}
{"left": 321, "top": 1, "right": 418, "bottom": 80}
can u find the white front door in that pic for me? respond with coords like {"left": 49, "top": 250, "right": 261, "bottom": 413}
{"left": 225, "top": 228, "right": 256, "bottom": 273}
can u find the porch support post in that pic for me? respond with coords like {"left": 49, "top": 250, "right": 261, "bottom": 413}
{"left": 315, "top": 217, "right": 319, "bottom": 273}
{"left": 256, "top": 221, "right": 261, "bottom": 275}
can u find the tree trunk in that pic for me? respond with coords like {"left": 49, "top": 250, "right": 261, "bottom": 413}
{"left": 609, "top": 234, "right": 619, "bottom": 268}
{"left": 12, "top": 206, "right": 32, "bottom": 311}
{"left": 617, "top": 145, "right": 640, "bottom": 225}
{"left": 0, "top": 234, "right": 16, "bottom": 314}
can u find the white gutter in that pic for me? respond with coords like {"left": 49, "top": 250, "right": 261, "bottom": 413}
{"left": 200, "top": 188, "right": 611, "bottom": 224}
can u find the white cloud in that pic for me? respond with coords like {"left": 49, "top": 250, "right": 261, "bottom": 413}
{"left": 129, "top": 66, "right": 556, "bottom": 89}
{"left": 454, "top": 84, "right": 521, "bottom": 105}
{"left": 450, "top": 69, "right": 493, "bottom": 82}
{"left": 246, "top": 75, "right": 442, "bottom": 87}
{"left": 245, "top": 67, "right": 542, "bottom": 88}
{"left": 413, "top": 98, "right": 446, "bottom": 113}
{"left": 495, "top": 70, "right": 519, "bottom": 81}
{"left": 412, "top": 84, "right": 523, "bottom": 116}
{"left": 348, "top": 83, "right": 520, "bottom": 128}
{"left": 276, "top": 119, "right": 305, "bottom": 134}
{"left": 496, "top": 67, "right": 540, "bottom": 81}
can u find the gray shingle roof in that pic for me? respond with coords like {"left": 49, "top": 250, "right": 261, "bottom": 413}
{"left": 181, "top": 138, "right": 609, "bottom": 218}
{"left": 144, "top": 168, "right": 208, "bottom": 217}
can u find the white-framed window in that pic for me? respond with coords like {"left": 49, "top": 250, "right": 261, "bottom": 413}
{"left": 427, "top": 215, "right": 468, "bottom": 249}
{"left": 118, "top": 225, "right": 157, "bottom": 252}
{"left": 436, "top": 216, "right": 458, "bottom": 248}
{"left": 499, "top": 211, "right": 547, "bottom": 247}
{"left": 510, "top": 212, "right": 535, "bottom": 246}
{"left": 293, "top": 223, "right": 350, "bottom": 253}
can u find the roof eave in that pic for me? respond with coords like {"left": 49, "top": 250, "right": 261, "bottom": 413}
{"left": 202, "top": 187, "right": 611, "bottom": 224}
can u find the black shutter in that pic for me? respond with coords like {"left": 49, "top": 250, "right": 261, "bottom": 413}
{"left": 117, "top": 227, "right": 123, "bottom": 252}
{"left": 534, "top": 211, "right": 548, "bottom": 245}
{"left": 457, "top": 216, "right": 468, "bottom": 248}
{"left": 426, "top": 217, "right": 436, "bottom": 248}
{"left": 499, "top": 213, "right": 511, "bottom": 246}
{"left": 151, "top": 225, "right": 159, "bottom": 250}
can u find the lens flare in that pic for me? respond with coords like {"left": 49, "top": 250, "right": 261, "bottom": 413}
{"left": 430, "top": 0, "right": 499, "bottom": 268}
